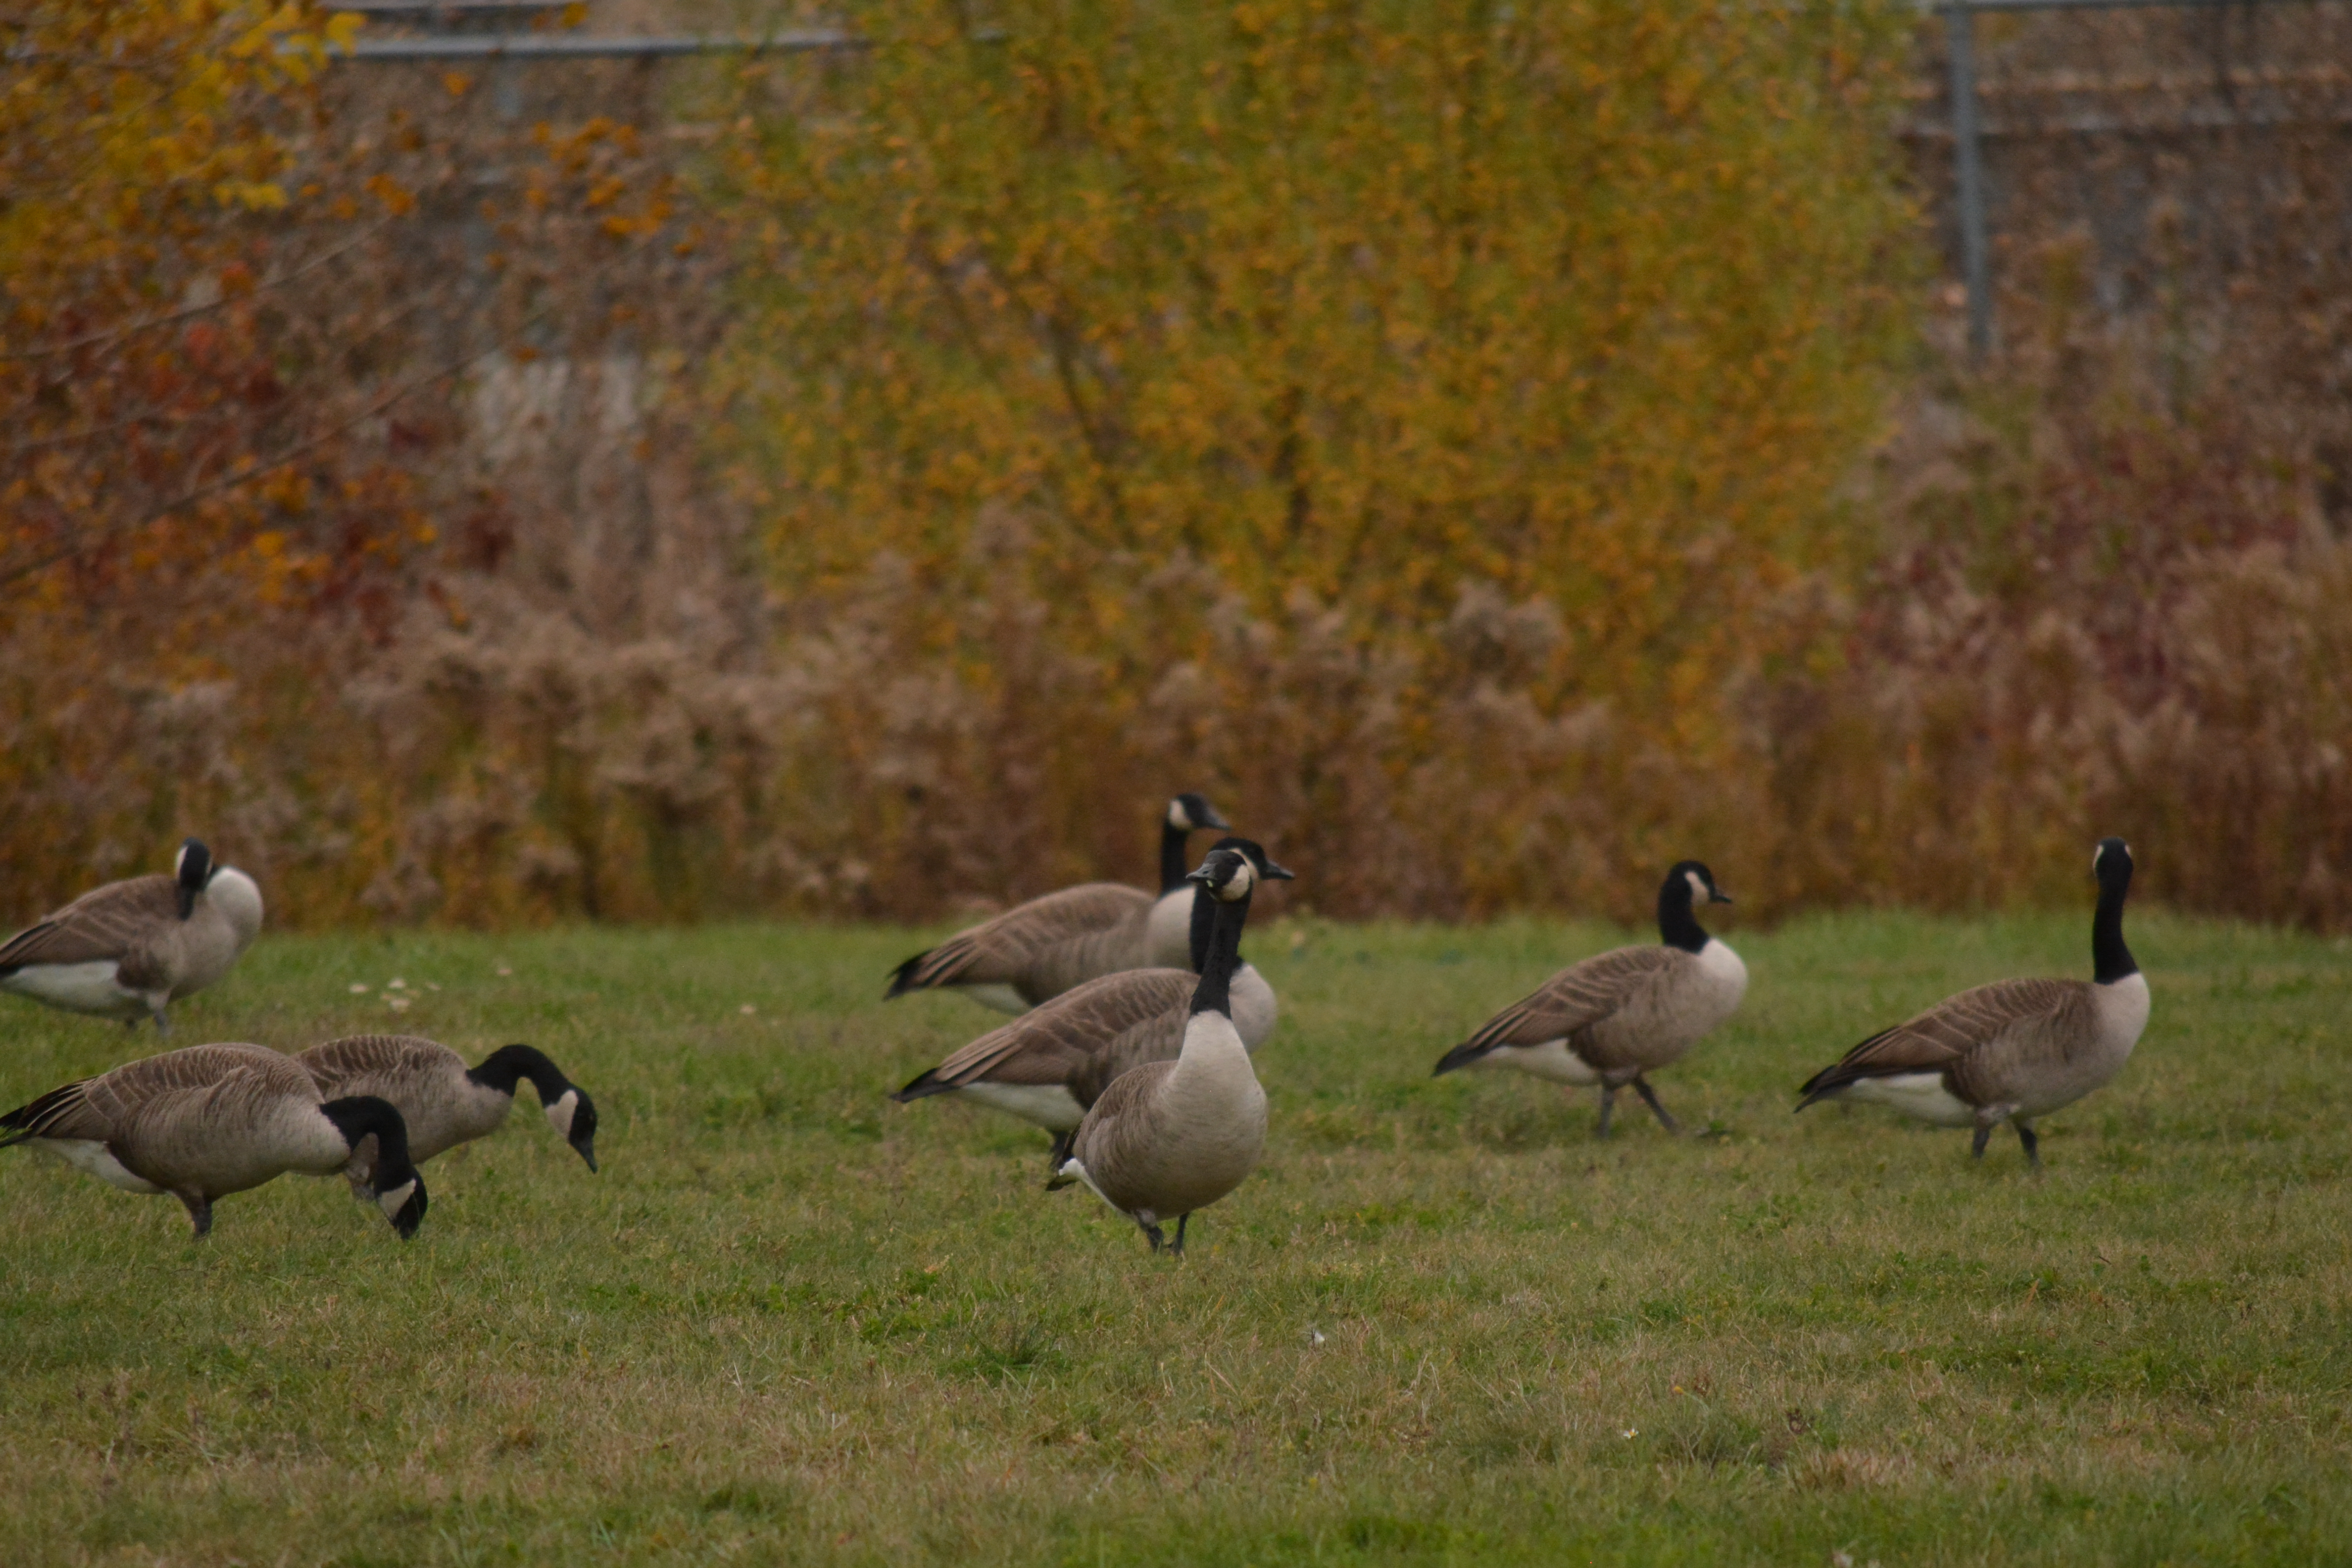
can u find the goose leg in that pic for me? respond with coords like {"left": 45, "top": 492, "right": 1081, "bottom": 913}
{"left": 1046, "top": 1129, "right": 1075, "bottom": 1173}
{"left": 1970, "top": 1124, "right": 1992, "bottom": 1160}
{"left": 1140, "top": 1219, "right": 1167, "bottom": 1252}
{"left": 1172, "top": 1214, "right": 1190, "bottom": 1256}
{"left": 176, "top": 1192, "right": 213, "bottom": 1238}
{"left": 2016, "top": 1121, "right": 2040, "bottom": 1167}
{"left": 1631, "top": 1076, "right": 1679, "bottom": 1135}
{"left": 1595, "top": 1085, "right": 1617, "bottom": 1138}
{"left": 151, "top": 1011, "right": 172, "bottom": 1035}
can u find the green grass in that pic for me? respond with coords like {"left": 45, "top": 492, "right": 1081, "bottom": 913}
{"left": 2, "top": 908, "right": 2349, "bottom": 1565}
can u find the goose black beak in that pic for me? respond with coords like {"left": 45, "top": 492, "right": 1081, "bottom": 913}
{"left": 390, "top": 1179, "right": 428, "bottom": 1241}
{"left": 1263, "top": 860, "right": 1297, "bottom": 881}
{"left": 1200, "top": 804, "right": 1232, "bottom": 831}
{"left": 574, "top": 1138, "right": 599, "bottom": 1174}
{"left": 1711, "top": 889, "right": 1734, "bottom": 905}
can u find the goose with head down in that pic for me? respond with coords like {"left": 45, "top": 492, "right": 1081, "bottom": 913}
{"left": 1432, "top": 861, "right": 1746, "bottom": 1137}
{"left": 295, "top": 1035, "right": 599, "bottom": 1191}
{"left": 0, "top": 1042, "right": 426, "bottom": 1239}
{"left": 883, "top": 792, "right": 1229, "bottom": 1013}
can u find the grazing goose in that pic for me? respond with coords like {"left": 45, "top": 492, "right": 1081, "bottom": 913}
{"left": 1796, "top": 837, "right": 2148, "bottom": 1166}
{"left": 1431, "top": 861, "right": 1746, "bottom": 1136}
{"left": 890, "top": 837, "right": 1292, "bottom": 1165}
{"left": 0, "top": 838, "right": 265, "bottom": 1031}
{"left": 884, "top": 792, "right": 1230, "bottom": 1013}
{"left": 295, "top": 1036, "right": 598, "bottom": 1192}
{"left": 0, "top": 1042, "right": 427, "bottom": 1238}
{"left": 1049, "top": 841, "right": 1271, "bottom": 1255}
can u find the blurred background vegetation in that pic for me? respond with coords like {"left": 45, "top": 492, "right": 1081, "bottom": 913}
{"left": 4, "top": 0, "right": 2349, "bottom": 930}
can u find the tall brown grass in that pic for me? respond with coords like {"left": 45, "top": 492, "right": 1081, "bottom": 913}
{"left": 2, "top": 4, "right": 2347, "bottom": 933}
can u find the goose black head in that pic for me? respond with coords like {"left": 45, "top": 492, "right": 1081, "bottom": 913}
{"left": 1665, "top": 860, "right": 1732, "bottom": 907}
{"left": 378, "top": 1173, "right": 430, "bottom": 1240}
{"left": 1203, "top": 835, "right": 1295, "bottom": 885}
{"left": 1657, "top": 859, "right": 1730, "bottom": 954}
{"left": 1167, "top": 793, "right": 1230, "bottom": 834}
{"left": 2093, "top": 837, "right": 2132, "bottom": 888}
{"left": 173, "top": 838, "right": 212, "bottom": 919}
{"left": 546, "top": 1083, "right": 600, "bottom": 1173}
{"left": 1187, "top": 844, "right": 1262, "bottom": 903}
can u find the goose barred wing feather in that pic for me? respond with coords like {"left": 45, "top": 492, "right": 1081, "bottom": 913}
{"left": 1459, "top": 946, "right": 1687, "bottom": 1057}
{"left": 296, "top": 1034, "right": 455, "bottom": 1093}
{"left": 1799, "top": 978, "right": 2091, "bottom": 1104}
{"left": 890, "top": 883, "right": 1154, "bottom": 996}
{"left": 1065, "top": 1058, "right": 1171, "bottom": 1192}
{"left": 0, "top": 875, "right": 179, "bottom": 973}
{"left": 901, "top": 970, "right": 1194, "bottom": 1096}
{"left": 0, "top": 1077, "right": 105, "bottom": 1144}
{"left": 1, "top": 1043, "right": 305, "bottom": 1147}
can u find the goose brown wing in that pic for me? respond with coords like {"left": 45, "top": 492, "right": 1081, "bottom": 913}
{"left": 899, "top": 970, "right": 1193, "bottom": 1096}
{"left": 1798, "top": 978, "right": 2085, "bottom": 1104}
{"left": 1068, "top": 1058, "right": 1172, "bottom": 1175}
{"left": 1451, "top": 946, "right": 1683, "bottom": 1060}
{"left": 0, "top": 875, "right": 178, "bottom": 972}
{"left": 296, "top": 1034, "right": 455, "bottom": 1093}
{"left": 0, "top": 1043, "right": 299, "bottom": 1146}
{"left": 888, "top": 883, "right": 1152, "bottom": 994}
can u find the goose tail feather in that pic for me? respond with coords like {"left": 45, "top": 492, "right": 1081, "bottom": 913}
{"left": 890, "top": 1069, "right": 954, "bottom": 1103}
{"left": 1431, "top": 1039, "right": 1494, "bottom": 1077}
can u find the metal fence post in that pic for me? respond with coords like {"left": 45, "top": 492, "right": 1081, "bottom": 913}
{"left": 1946, "top": 0, "right": 1993, "bottom": 360}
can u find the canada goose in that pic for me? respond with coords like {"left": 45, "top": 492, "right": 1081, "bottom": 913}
{"left": 0, "top": 838, "right": 265, "bottom": 1031}
{"left": 1049, "top": 841, "right": 1272, "bottom": 1255}
{"left": 0, "top": 1042, "right": 427, "bottom": 1238}
{"left": 1796, "top": 837, "right": 2147, "bottom": 1165}
{"left": 884, "top": 792, "right": 1230, "bottom": 1013}
{"left": 1431, "top": 861, "right": 1746, "bottom": 1136}
{"left": 889, "top": 837, "right": 1292, "bottom": 1164}
{"left": 295, "top": 1036, "right": 598, "bottom": 1192}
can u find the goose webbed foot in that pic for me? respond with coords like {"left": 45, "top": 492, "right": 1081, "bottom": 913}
{"left": 2016, "top": 1122, "right": 2040, "bottom": 1167}
{"left": 1594, "top": 1085, "right": 1617, "bottom": 1139}
{"left": 1632, "top": 1076, "right": 1679, "bottom": 1135}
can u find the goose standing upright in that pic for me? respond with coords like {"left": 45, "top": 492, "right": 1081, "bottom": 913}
{"left": 1050, "top": 841, "right": 1271, "bottom": 1255}
{"left": 1431, "top": 861, "right": 1746, "bottom": 1136}
{"left": 1796, "top": 837, "right": 2148, "bottom": 1165}
{"left": 0, "top": 839, "right": 264, "bottom": 1030}
{"left": 0, "top": 1042, "right": 427, "bottom": 1238}
{"left": 889, "top": 837, "right": 1292, "bottom": 1166}
{"left": 884, "top": 792, "right": 1229, "bottom": 1013}
{"left": 295, "top": 1036, "right": 599, "bottom": 1191}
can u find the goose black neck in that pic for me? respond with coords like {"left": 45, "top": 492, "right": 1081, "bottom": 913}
{"left": 468, "top": 1044, "right": 569, "bottom": 1104}
{"left": 2092, "top": 869, "right": 2137, "bottom": 984}
{"left": 1159, "top": 819, "right": 1195, "bottom": 894}
{"left": 1190, "top": 888, "right": 1250, "bottom": 1017}
{"left": 1657, "top": 878, "right": 1709, "bottom": 955}
{"left": 319, "top": 1095, "right": 419, "bottom": 1186}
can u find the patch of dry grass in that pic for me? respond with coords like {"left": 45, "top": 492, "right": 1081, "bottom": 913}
{"left": 0, "top": 909, "right": 2346, "bottom": 1563}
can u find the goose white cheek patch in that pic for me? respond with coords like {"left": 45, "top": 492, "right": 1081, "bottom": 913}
{"left": 376, "top": 1179, "right": 418, "bottom": 1225}
{"left": 544, "top": 1089, "right": 579, "bottom": 1139}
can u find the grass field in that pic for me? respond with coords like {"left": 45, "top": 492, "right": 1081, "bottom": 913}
{"left": 2, "top": 906, "right": 2348, "bottom": 1565}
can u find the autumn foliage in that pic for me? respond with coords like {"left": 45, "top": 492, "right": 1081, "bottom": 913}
{"left": 3, "top": 0, "right": 2350, "bottom": 933}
